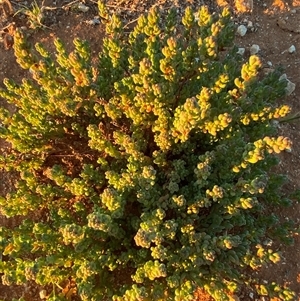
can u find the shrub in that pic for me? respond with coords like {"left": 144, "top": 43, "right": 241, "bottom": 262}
{"left": 0, "top": 2, "right": 297, "bottom": 300}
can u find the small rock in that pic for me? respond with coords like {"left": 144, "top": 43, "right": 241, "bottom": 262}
{"left": 271, "top": 120, "right": 280, "bottom": 128}
{"left": 86, "top": 17, "right": 101, "bottom": 25}
{"left": 39, "top": 290, "right": 47, "bottom": 299}
{"left": 247, "top": 21, "right": 253, "bottom": 28}
{"left": 263, "top": 238, "right": 273, "bottom": 246}
{"left": 237, "top": 25, "right": 247, "bottom": 37}
{"left": 249, "top": 292, "right": 254, "bottom": 299}
{"left": 267, "top": 61, "right": 273, "bottom": 66}
{"left": 290, "top": 9, "right": 296, "bottom": 14}
{"left": 77, "top": 3, "right": 90, "bottom": 12}
{"left": 288, "top": 45, "right": 296, "bottom": 53}
{"left": 250, "top": 44, "right": 260, "bottom": 55}
{"left": 237, "top": 47, "right": 245, "bottom": 55}
{"left": 280, "top": 73, "right": 288, "bottom": 81}
{"left": 286, "top": 80, "right": 296, "bottom": 95}
{"left": 280, "top": 74, "right": 296, "bottom": 95}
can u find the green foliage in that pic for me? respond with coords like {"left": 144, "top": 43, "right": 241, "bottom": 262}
{"left": 0, "top": 2, "right": 297, "bottom": 300}
{"left": 14, "top": 0, "right": 46, "bottom": 30}
{"left": 256, "top": 282, "right": 296, "bottom": 301}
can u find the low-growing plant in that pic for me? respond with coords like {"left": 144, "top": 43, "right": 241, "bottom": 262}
{"left": 14, "top": 0, "right": 46, "bottom": 30}
{"left": 0, "top": 2, "right": 298, "bottom": 300}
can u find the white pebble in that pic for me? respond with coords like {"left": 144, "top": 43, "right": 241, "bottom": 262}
{"left": 247, "top": 21, "right": 253, "bottom": 28}
{"left": 250, "top": 44, "right": 260, "bottom": 55}
{"left": 288, "top": 45, "right": 296, "bottom": 53}
{"left": 77, "top": 3, "right": 90, "bottom": 12}
{"left": 267, "top": 61, "right": 273, "bottom": 66}
{"left": 86, "top": 17, "right": 101, "bottom": 25}
{"left": 237, "top": 25, "right": 247, "bottom": 37}
{"left": 249, "top": 292, "right": 254, "bottom": 299}
{"left": 237, "top": 47, "right": 245, "bottom": 55}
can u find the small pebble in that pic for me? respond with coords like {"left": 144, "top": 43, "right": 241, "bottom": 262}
{"left": 286, "top": 80, "right": 296, "bottom": 95}
{"left": 86, "top": 17, "right": 101, "bottom": 25}
{"left": 247, "top": 21, "right": 253, "bottom": 28}
{"left": 280, "top": 73, "right": 287, "bottom": 81}
{"left": 263, "top": 238, "right": 273, "bottom": 246}
{"left": 77, "top": 3, "right": 90, "bottom": 12}
{"left": 280, "top": 74, "right": 296, "bottom": 95}
{"left": 267, "top": 61, "right": 273, "bottom": 66}
{"left": 237, "top": 47, "right": 245, "bottom": 55}
{"left": 39, "top": 290, "right": 47, "bottom": 299}
{"left": 237, "top": 25, "right": 247, "bottom": 37}
{"left": 250, "top": 44, "right": 260, "bottom": 55}
{"left": 288, "top": 45, "right": 296, "bottom": 53}
{"left": 249, "top": 292, "right": 254, "bottom": 299}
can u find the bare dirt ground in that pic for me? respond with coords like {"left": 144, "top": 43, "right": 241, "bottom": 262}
{"left": 0, "top": 0, "right": 299, "bottom": 300}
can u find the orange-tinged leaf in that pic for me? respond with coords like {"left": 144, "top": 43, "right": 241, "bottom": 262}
{"left": 3, "top": 243, "right": 14, "bottom": 255}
